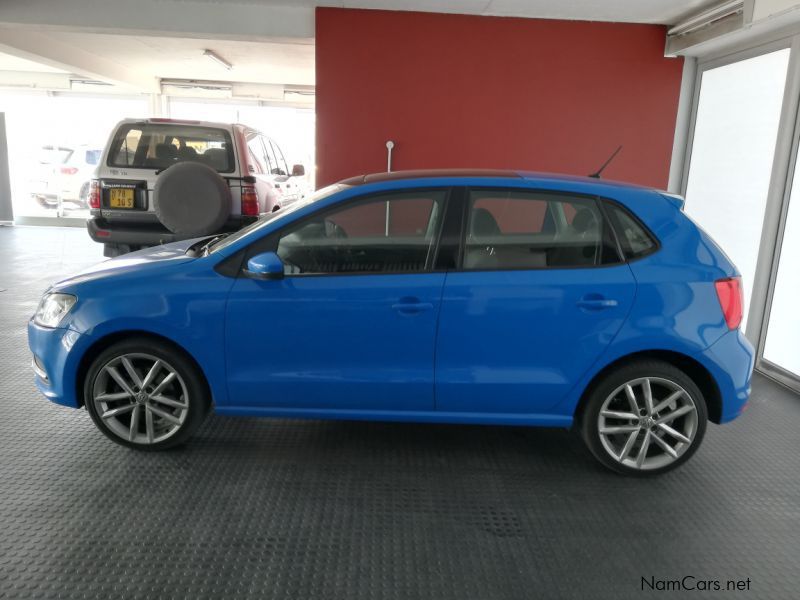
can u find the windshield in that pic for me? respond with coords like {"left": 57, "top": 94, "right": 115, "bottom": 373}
{"left": 108, "top": 122, "right": 235, "bottom": 172}
{"left": 208, "top": 184, "right": 348, "bottom": 254}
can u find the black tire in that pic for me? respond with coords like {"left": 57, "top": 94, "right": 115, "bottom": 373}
{"left": 84, "top": 337, "right": 210, "bottom": 451}
{"left": 153, "top": 161, "right": 231, "bottom": 236}
{"left": 579, "top": 360, "right": 708, "bottom": 476}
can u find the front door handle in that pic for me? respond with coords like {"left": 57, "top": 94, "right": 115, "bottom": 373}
{"left": 392, "top": 298, "right": 434, "bottom": 314}
{"left": 577, "top": 294, "right": 619, "bottom": 310}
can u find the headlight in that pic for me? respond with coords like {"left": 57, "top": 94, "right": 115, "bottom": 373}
{"left": 34, "top": 293, "right": 77, "bottom": 328}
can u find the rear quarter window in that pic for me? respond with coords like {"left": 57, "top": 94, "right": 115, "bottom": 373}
{"left": 604, "top": 202, "right": 658, "bottom": 259}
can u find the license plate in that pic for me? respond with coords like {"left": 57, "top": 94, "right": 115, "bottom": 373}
{"left": 109, "top": 188, "right": 135, "bottom": 209}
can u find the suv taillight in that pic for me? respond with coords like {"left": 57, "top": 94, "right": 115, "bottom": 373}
{"left": 241, "top": 185, "right": 259, "bottom": 216}
{"left": 88, "top": 179, "right": 101, "bottom": 209}
{"left": 715, "top": 277, "right": 744, "bottom": 330}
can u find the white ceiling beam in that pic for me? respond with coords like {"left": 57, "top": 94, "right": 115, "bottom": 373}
{"left": 0, "top": 28, "right": 159, "bottom": 92}
{"left": 0, "top": 70, "right": 71, "bottom": 90}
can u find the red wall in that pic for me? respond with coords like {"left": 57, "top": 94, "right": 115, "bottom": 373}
{"left": 315, "top": 8, "right": 683, "bottom": 189}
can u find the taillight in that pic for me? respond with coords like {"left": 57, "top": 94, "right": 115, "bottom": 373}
{"left": 241, "top": 186, "right": 259, "bottom": 216}
{"left": 60, "top": 166, "right": 79, "bottom": 175}
{"left": 715, "top": 277, "right": 744, "bottom": 330}
{"left": 88, "top": 179, "right": 101, "bottom": 209}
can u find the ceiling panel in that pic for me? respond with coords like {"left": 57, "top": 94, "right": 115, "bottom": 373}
{"left": 41, "top": 32, "right": 314, "bottom": 86}
{"left": 181, "top": 0, "right": 719, "bottom": 25}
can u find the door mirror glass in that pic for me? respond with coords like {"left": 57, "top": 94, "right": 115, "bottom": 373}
{"left": 291, "top": 164, "right": 305, "bottom": 177}
{"left": 244, "top": 252, "right": 285, "bottom": 280}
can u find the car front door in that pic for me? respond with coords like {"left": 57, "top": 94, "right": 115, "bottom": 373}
{"left": 224, "top": 188, "right": 450, "bottom": 413}
{"left": 434, "top": 188, "right": 637, "bottom": 416}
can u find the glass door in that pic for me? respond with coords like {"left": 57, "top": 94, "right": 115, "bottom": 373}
{"left": 762, "top": 145, "right": 800, "bottom": 384}
{"left": 683, "top": 48, "right": 791, "bottom": 333}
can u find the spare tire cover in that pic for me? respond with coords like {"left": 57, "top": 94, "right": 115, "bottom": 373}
{"left": 153, "top": 161, "right": 232, "bottom": 236}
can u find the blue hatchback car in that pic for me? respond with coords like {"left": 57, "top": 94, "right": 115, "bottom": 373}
{"left": 29, "top": 170, "right": 754, "bottom": 475}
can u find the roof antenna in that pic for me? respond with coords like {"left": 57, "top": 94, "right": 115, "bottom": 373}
{"left": 588, "top": 145, "right": 622, "bottom": 179}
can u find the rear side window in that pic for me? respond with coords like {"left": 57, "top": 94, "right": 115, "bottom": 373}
{"left": 107, "top": 123, "right": 235, "bottom": 173}
{"left": 604, "top": 203, "right": 658, "bottom": 259}
{"left": 269, "top": 140, "right": 288, "bottom": 175}
{"left": 246, "top": 134, "right": 267, "bottom": 174}
{"left": 464, "top": 190, "right": 621, "bottom": 270}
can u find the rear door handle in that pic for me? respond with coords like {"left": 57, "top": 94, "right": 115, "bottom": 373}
{"left": 577, "top": 295, "right": 619, "bottom": 310}
{"left": 392, "top": 298, "right": 434, "bottom": 314}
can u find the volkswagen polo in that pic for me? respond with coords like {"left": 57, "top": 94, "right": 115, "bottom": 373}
{"left": 28, "top": 170, "right": 754, "bottom": 475}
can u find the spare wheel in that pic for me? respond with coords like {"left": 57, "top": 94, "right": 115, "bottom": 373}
{"left": 153, "top": 161, "right": 232, "bottom": 236}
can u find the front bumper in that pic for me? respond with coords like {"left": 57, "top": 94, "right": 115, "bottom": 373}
{"left": 28, "top": 320, "right": 91, "bottom": 408}
{"left": 699, "top": 328, "right": 755, "bottom": 423}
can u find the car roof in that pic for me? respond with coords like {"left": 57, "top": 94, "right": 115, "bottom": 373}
{"left": 339, "top": 169, "right": 657, "bottom": 192}
{"left": 119, "top": 117, "right": 237, "bottom": 130}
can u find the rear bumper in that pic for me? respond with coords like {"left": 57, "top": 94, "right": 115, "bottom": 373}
{"left": 698, "top": 328, "right": 755, "bottom": 423}
{"left": 86, "top": 216, "right": 256, "bottom": 247}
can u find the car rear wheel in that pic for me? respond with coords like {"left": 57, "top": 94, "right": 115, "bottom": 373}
{"left": 580, "top": 360, "right": 707, "bottom": 476}
{"left": 84, "top": 338, "right": 210, "bottom": 450}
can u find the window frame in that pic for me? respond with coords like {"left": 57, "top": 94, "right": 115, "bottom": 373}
{"left": 237, "top": 186, "right": 454, "bottom": 278}
{"left": 454, "top": 187, "right": 643, "bottom": 272}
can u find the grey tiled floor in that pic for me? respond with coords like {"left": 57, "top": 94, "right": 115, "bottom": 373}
{"left": 0, "top": 225, "right": 798, "bottom": 599}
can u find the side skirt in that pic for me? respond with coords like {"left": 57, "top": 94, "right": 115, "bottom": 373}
{"left": 214, "top": 406, "right": 573, "bottom": 428}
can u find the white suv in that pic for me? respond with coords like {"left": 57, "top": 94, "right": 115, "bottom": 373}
{"left": 87, "top": 118, "right": 307, "bottom": 257}
{"left": 30, "top": 144, "right": 102, "bottom": 209}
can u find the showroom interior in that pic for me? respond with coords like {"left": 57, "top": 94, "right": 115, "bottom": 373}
{"left": 0, "top": 0, "right": 798, "bottom": 598}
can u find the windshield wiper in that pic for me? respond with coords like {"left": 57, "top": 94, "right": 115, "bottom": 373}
{"left": 184, "top": 234, "right": 228, "bottom": 257}
{"left": 200, "top": 233, "right": 230, "bottom": 256}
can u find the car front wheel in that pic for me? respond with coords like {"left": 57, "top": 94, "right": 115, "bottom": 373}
{"left": 580, "top": 360, "right": 708, "bottom": 476}
{"left": 84, "top": 338, "right": 210, "bottom": 450}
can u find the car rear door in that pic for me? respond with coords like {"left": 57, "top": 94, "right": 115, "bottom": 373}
{"left": 434, "top": 187, "right": 637, "bottom": 415}
{"left": 223, "top": 187, "right": 451, "bottom": 413}
{"left": 98, "top": 121, "right": 237, "bottom": 225}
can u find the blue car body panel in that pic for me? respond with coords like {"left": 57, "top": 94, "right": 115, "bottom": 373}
{"left": 28, "top": 172, "right": 754, "bottom": 428}
{"left": 435, "top": 264, "right": 636, "bottom": 414}
{"left": 225, "top": 272, "right": 445, "bottom": 411}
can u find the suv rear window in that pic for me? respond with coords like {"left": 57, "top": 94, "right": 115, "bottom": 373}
{"left": 107, "top": 123, "right": 235, "bottom": 173}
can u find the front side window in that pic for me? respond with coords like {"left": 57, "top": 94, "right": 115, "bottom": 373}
{"left": 276, "top": 190, "right": 447, "bottom": 275}
{"left": 464, "top": 190, "right": 620, "bottom": 270}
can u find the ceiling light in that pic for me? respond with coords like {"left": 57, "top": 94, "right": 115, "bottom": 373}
{"left": 203, "top": 49, "right": 232, "bottom": 71}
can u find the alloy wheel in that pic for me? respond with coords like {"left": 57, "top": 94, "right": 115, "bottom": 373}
{"left": 92, "top": 353, "right": 189, "bottom": 445}
{"left": 597, "top": 376, "right": 698, "bottom": 471}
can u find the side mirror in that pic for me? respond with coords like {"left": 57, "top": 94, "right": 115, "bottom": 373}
{"left": 291, "top": 164, "right": 305, "bottom": 177}
{"left": 243, "top": 252, "right": 285, "bottom": 280}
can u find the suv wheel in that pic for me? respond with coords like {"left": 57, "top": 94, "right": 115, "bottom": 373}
{"left": 84, "top": 338, "right": 210, "bottom": 450}
{"left": 580, "top": 360, "right": 707, "bottom": 476}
